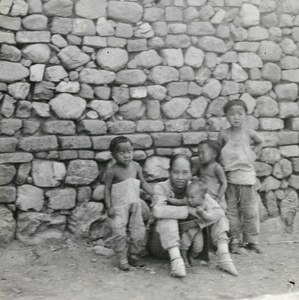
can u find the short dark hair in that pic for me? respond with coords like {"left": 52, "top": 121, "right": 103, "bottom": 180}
{"left": 188, "top": 178, "right": 207, "bottom": 194}
{"left": 169, "top": 154, "right": 192, "bottom": 171}
{"left": 223, "top": 99, "right": 248, "bottom": 114}
{"left": 109, "top": 136, "right": 132, "bottom": 153}
{"left": 198, "top": 140, "right": 221, "bottom": 159}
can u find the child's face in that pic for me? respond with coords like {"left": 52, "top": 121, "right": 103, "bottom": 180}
{"left": 170, "top": 157, "right": 192, "bottom": 190}
{"left": 198, "top": 144, "right": 216, "bottom": 165}
{"left": 187, "top": 186, "right": 206, "bottom": 208}
{"left": 113, "top": 141, "right": 133, "bottom": 166}
{"left": 226, "top": 105, "right": 246, "bottom": 128}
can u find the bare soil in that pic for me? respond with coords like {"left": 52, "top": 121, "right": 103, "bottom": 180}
{"left": 0, "top": 235, "right": 298, "bottom": 300}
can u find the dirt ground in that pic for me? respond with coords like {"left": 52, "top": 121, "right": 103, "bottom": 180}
{"left": 0, "top": 235, "right": 298, "bottom": 300}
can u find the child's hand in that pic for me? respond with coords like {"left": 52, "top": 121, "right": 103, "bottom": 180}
{"left": 151, "top": 195, "right": 158, "bottom": 204}
{"left": 107, "top": 208, "right": 115, "bottom": 218}
{"left": 196, "top": 207, "right": 204, "bottom": 215}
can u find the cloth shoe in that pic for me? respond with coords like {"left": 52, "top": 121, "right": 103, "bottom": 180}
{"left": 230, "top": 239, "right": 240, "bottom": 254}
{"left": 119, "top": 259, "right": 130, "bottom": 271}
{"left": 170, "top": 257, "right": 186, "bottom": 278}
{"left": 218, "top": 252, "right": 238, "bottom": 276}
{"left": 128, "top": 255, "right": 145, "bottom": 267}
{"left": 245, "top": 242, "right": 261, "bottom": 253}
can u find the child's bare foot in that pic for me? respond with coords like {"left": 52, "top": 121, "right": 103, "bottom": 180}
{"left": 189, "top": 256, "right": 198, "bottom": 267}
{"left": 183, "top": 257, "right": 191, "bottom": 268}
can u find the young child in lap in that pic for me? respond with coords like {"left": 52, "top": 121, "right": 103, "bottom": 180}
{"left": 104, "top": 136, "right": 155, "bottom": 271}
{"left": 179, "top": 180, "right": 238, "bottom": 275}
{"left": 197, "top": 140, "right": 227, "bottom": 211}
{"left": 218, "top": 99, "right": 264, "bottom": 254}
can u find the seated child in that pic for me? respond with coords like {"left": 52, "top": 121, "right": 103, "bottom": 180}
{"left": 104, "top": 136, "right": 155, "bottom": 271}
{"left": 179, "top": 180, "right": 238, "bottom": 276}
{"left": 197, "top": 140, "right": 227, "bottom": 211}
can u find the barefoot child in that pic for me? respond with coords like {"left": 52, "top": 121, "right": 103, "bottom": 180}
{"left": 218, "top": 99, "right": 264, "bottom": 254}
{"left": 197, "top": 140, "right": 227, "bottom": 211}
{"left": 179, "top": 180, "right": 238, "bottom": 276}
{"left": 104, "top": 136, "right": 155, "bottom": 271}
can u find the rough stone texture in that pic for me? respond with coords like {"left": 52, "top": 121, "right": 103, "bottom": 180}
{"left": 58, "top": 46, "right": 90, "bottom": 70}
{"left": 46, "top": 188, "right": 76, "bottom": 210}
{"left": 0, "top": 205, "right": 16, "bottom": 244}
{"left": 68, "top": 202, "right": 105, "bottom": 238}
{"left": 144, "top": 156, "right": 170, "bottom": 181}
{"left": 162, "top": 97, "right": 191, "bottom": 119}
{"left": 32, "top": 160, "right": 66, "bottom": 187}
{"left": 49, "top": 94, "right": 86, "bottom": 120}
{"left": 43, "top": 0, "right": 73, "bottom": 17}
{"left": 80, "top": 69, "right": 115, "bottom": 85}
{"left": 0, "top": 164, "right": 16, "bottom": 185}
{"left": 107, "top": 2, "right": 143, "bottom": 24}
{"left": 0, "top": 61, "right": 29, "bottom": 83}
{"left": 89, "top": 100, "right": 118, "bottom": 120}
{"left": 96, "top": 48, "right": 128, "bottom": 72}
{"left": 75, "top": 0, "right": 106, "bottom": 19}
{"left": 65, "top": 160, "right": 99, "bottom": 185}
{"left": 16, "top": 185, "right": 44, "bottom": 211}
{"left": 148, "top": 66, "right": 179, "bottom": 84}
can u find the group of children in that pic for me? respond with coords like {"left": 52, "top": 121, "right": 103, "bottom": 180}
{"left": 104, "top": 99, "right": 264, "bottom": 276}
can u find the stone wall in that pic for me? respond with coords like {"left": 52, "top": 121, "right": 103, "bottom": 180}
{"left": 0, "top": 0, "right": 299, "bottom": 245}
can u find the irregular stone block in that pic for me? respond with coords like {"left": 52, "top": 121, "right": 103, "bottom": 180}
{"left": 165, "top": 119, "right": 190, "bottom": 132}
{"left": 7, "top": 83, "right": 29, "bottom": 100}
{"left": 285, "top": 118, "right": 299, "bottom": 130}
{"left": 148, "top": 66, "right": 179, "bottom": 85}
{"left": 107, "top": 121, "right": 136, "bottom": 134}
{"left": 72, "top": 18, "right": 96, "bottom": 36}
{"left": 68, "top": 202, "right": 104, "bottom": 238}
{"left": 198, "top": 36, "right": 226, "bottom": 53}
{"left": 273, "top": 158, "right": 292, "bottom": 179}
{"left": 0, "top": 138, "right": 17, "bottom": 153}
{"left": 147, "top": 85, "right": 167, "bottom": 100}
{"left": 260, "top": 176, "right": 281, "bottom": 192}
{"left": 65, "top": 160, "right": 99, "bottom": 185}
{"left": 165, "top": 34, "right": 191, "bottom": 48}
{"left": 277, "top": 132, "right": 299, "bottom": 146}
{"left": 16, "top": 100, "right": 32, "bottom": 118}
{"left": 56, "top": 81, "right": 80, "bottom": 94}
{"left": 0, "top": 205, "right": 15, "bottom": 244}
{"left": 33, "top": 81, "right": 55, "bottom": 100}
{"left": 115, "top": 70, "right": 147, "bottom": 86}
{"left": 89, "top": 100, "right": 118, "bottom": 120}
{"left": 119, "top": 100, "right": 146, "bottom": 121}
{"left": 0, "top": 165, "right": 16, "bottom": 185}
{"left": 202, "top": 79, "right": 222, "bottom": 99}
{"left": 151, "top": 133, "right": 181, "bottom": 147}
{"left": 245, "top": 80, "right": 272, "bottom": 96}
{"left": 239, "top": 3, "right": 260, "bottom": 27}
{"left": 136, "top": 120, "right": 164, "bottom": 132}
{"left": 129, "top": 87, "right": 147, "bottom": 99}
{"left": 161, "top": 48, "right": 183, "bottom": 67}
{"left": 11, "top": 0, "right": 28, "bottom": 16}
{"left": 187, "top": 96, "right": 208, "bottom": 118}
{"left": 183, "top": 132, "right": 208, "bottom": 145}
{"left": 264, "top": 191, "right": 279, "bottom": 217}
{"left": 144, "top": 7, "right": 164, "bottom": 22}
{"left": 187, "top": 22, "right": 215, "bottom": 35}
{"left": 16, "top": 31, "right": 50, "bottom": 43}
{"left": 256, "top": 96, "right": 278, "bottom": 117}
{"left": 80, "top": 68, "right": 115, "bottom": 85}
{"left": 46, "top": 188, "right": 76, "bottom": 210}
{"left": 0, "top": 44, "right": 21, "bottom": 62}
{"left": 45, "top": 66, "right": 68, "bottom": 82}
{"left": 184, "top": 46, "right": 204, "bottom": 68}
{"left": 258, "top": 41, "right": 282, "bottom": 62}
{"left": 134, "top": 23, "right": 154, "bottom": 39}
{"left": 19, "top": 136, "right": 58, "bottom": 152}
{"left": 282, "top": 0, "right": 299, "bottom": 14}
{"left": 165, "top": 6, "right": 183, "bottom": 21}
{"left": 127, "top": 39, "right": 147, "bottom": 52}
{"left": 77, "top": 120, "right": 107, "bottom": 135}
{"left": 259, "top": 118, "right": 284, "bottom": 130}
{"left": 44, "top": 0, "right": 73, "bottom": 17}
{"left": 96, "top": 48, "right": 128, "bottom": 72}
{"left": 279, "top": 145, "right": 299, "bottom": 158}
{"left": 0, "top": 61, "right": 29, "bottom": 83}
{"left": 16, "top": 163, "right": 31, "bottom": 185}
{"left": 0, "top": 187, "right": 16, "bottom": 203}
{"left": 262, "top": 62, "right": 281, "bottom": 83}
{"left": 288, "top": 175, "right": 299, "bottom": 189}
{"left": 16, "top": 185, "right": 44, "bottom": 211}
{"left": 22, "top": 14, "right": 47, "bottom": 30}
{"left": 107, "top": 1, "right": 143, "bottom": 23}
{"left": 32, "top": 160, "right": 65, "bottom": 187}
{"left": 253, "top": 161, "right": 272, "bottom": 177}
{"left": 135, "top": 50, "right": 161, "bottom": 68}
{"left": 95, "top": 151, "right": 111, "bottom": 162}
{"left": 162, "top": 97, "right": 191, "bottom": 119}
{"left": 279, "top": 102, "right": 299, "bottom": 118}
{"left": 75, "top": 0, "right": 106, "bottom": 19}
{"left": 59, "top": 136, "right": 92, "bottom": 150}
{"left": 0, "top": 119, "right": 22, "bottom": 135}
{"left": 0, "top": 153, "right": 33, "bottom": 165}
{"left": 260, "top": 148, "right": 281, "bottom": 164}
{"left": 231, "top": 63, "right": 248, "bottom": 82}
{"left": 49, "top": 93, "right": 86, "bottom": 120}
{"left": 275, "top": 83, "right": 298, "bottom": 102}
{"left": 58, "top": 46, "right": 90, "bottom": 70}
{"left": 22, "top": 44, "right": 51, "bottom": 64}
{"left": 0, "top": 0, "right": 13, "bottom": 15}
{"left": 50, "top": 17, "right": 72, "bottom": 34}
{"left": 167, "top": 82, "right": 188, "bottom": 97}
{"left": 238, "top": 52, "right": 263, "bottom": 68}
{"left": 0, "top": 15, "right": 21, "bottom": 30}
{"left": 144, "top": 156, "right": 170, "bottom": 181}
{"left": 248, "top": 26, "right": 269, "bottom": 41}
{"left": 16, "top": 212, "right": 66, "bottom": 245}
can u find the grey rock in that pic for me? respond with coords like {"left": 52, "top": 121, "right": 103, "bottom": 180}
{"left": 0, "top": 186, "right": 16, "bottom": 203}
{"left": 273, "top": 159, "right": 292, "bottom": 179}
{"left": 96, "top": 48, "right": 128, "bottom": 72}
{"left": 46, "top": 188, "right": 76, "bottom": 210}
{"left": 0, "top": 119, "right": 22, "bottom": 135}
{"left": 16, "top": 100, "right": 32, "bottom": 118}
{"left": 144, "top": 156, "right": 170, "bottom": 181}
{"left": 162, "top": 97, "right": 191, "bottom": 119}
{"left": 22, "top": 14, "right": 47, "bottom": 30}
{"left": 16, "top": 185, "right": 44, "bottom": 211}
{"left": 107, "top": 121, "right": 136, "bottom": 134}
{"left": 0, "top": 138, "right": 17, "bottom": 153}
{"left": 0, "top": 15, "right": 21, "bottom": 30}
{"left": 274, "top": 83, "right": 298, "bottom": 101}
{"left": 148, "top": 66, "right": 179, "bottom": 84}
{"left": 65, "top": 160, "right": 99, "bottom": 185}
{"left": 0, "top": 205, "right": 15, "bottom": 244}
{"left": 19, "top": 136, "right": 58, "bottom": 152}
{"left": 202, "top": 79, "right": 221, "bottom": 99}
{"left": 33, "top": 81, "right": 55, "bottom": 100}
{"left": 80, "top": 68, "right": 115, "bottom": 85}
{"left": 256, "top": 96, "right": 278, "bottom": 117}
{"left": 43, "top": 0, "right": 73, "bottom": 17}
{"left": 89, "top": 100, "right": 118, "bottom": 120}
{"left": 8, "top": 82, "right": 30, "bottom": 100}
{"left": 119, "top": 100, "right": 146, "bottom": 120}
{"left": 75, "top": 0, "right": 106, "bottom": 19}
{"left": 49, "top": 93, "right": 86, "bottom": 120}
{"left": 22, "top": 44, "right": 50, "bottom": 63}
{"left": 115, "top": 70, "right": 147, "bottom": 85}
{"left": 16, "top": 163, "right": 31, "bottom": 185}
{"left": 107, "top": 1, "right": 143, "bottom": 23}
{"left": 0, "top": 153, "right": 33, "bottom": 165}
{"left": 0, "top": 165, "right": 16, "bottom": 185}
{"left": 0, "top": 44, "right": 21, "bottom": 62}
{"left": 58, "top": 46, "right": 90, "bottom": 70}
{"left": 245, "top": 80, "right": 272, "bottom": 96}
{"left": 187, "top": 96, "right": 208, "bottom": 118}
{"left": 0, "top": 61, "right": 29, "bottom": 83}
{"left": 77, "top": 120, "right": 107, "bottom": 135}
{"left": 198, "top": 36, "right": 226, "bottom": 53}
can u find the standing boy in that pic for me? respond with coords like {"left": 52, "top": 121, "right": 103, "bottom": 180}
{"left": 218, "top": 99, "right": 264, "bottom": 254}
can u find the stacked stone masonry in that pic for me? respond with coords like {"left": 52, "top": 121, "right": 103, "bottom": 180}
{"left": 0, "top": 0, "right": 299, "bottom": 245}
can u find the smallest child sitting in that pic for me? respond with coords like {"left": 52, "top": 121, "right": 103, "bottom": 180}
{"left": 180, "top": 180, "right": 217, "bottom": 268}
{"left": 104, "top": 136, "right": 155, "bottom": 271}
